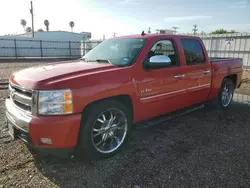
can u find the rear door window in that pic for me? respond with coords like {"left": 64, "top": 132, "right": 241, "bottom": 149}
{"left": 180, "top": 39, "right": 205, "bottom": 65}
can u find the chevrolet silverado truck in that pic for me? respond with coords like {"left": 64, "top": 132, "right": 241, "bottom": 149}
{"left": 5, "top": 34, "right": 243, "bottom": 159}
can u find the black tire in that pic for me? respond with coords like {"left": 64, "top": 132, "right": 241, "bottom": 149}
{"left": 209, "top": 78, "right": 235, "bottom": 109}
{"left": 76, "top": 99, "right": 132, "bottom": 160}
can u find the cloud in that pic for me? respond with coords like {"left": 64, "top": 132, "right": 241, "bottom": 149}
{"left": 235, "top": 0, "right": 248, "bottom": 6}
{"left": 164, "top": 16, "right": 212, "bottom": 22}
{"left": 229, "top": 0, "right": 249, "bottom": 8}
{"left": 234, "top": 5, "right": 248, "bottom": 8}
{"left": 119, "top": 0, "right": 139, "bottom": 4}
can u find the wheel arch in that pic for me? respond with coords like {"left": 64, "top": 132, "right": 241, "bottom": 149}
{"left": 78, "top": 94, "right": 134, "bottom": 137}
{"left": 224, "top": 74, "right": 237, "bottom": 87}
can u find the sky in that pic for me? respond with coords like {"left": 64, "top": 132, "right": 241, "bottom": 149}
{"left": 0, "top": 0, "right": 249, "bottom": 39}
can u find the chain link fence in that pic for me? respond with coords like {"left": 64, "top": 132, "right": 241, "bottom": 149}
{"left": 1, "top": 33, "right": 250, "bottom": 69}
{"left": 0, "top": 38, "right": 102, "bottom": 59}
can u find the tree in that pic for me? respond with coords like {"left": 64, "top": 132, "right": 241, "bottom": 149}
{"left": 200, "top": 31, "right": 206, "bottom": 35}
{"left": 211, "top": 29, "right": 237, "bottom": 34}
{"left": 20, "top": 19, "right": 27, "bottom": 32}
{"left": 44, "top": 20, "right": 50, "bottom": 31}
{"left": 37, "top": 29, "right": 44, "bottom": 32}
{"left": 69, "top": 21, "right": 75, "bottom": 32}
{"left": 26, "top": 27, "right": 32, "bottom": 33}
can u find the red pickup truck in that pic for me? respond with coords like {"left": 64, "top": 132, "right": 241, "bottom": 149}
{"left": 5, "top": 34, "right": 243, "bottom": 159}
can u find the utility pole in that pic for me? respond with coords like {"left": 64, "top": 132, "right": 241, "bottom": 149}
{"left": 30, "top": 1, "right": 34, "bottom": 38}
{"left": 192, "top": 24, "right": 198, "bottom": 35}
{"left": 172, "top": 26, "right": 178, "bottom": 34}
{"left": 147, "top": 27, "right": 151, "bottom": 34}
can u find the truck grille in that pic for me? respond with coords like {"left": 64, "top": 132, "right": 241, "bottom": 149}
{"left": 9, "top": 84, "right": 33, "bottom": 113}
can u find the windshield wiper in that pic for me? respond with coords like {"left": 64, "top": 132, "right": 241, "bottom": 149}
{"left": 93, "top": 59, "right": 114, "bottom": 65}
{"left": 79, "top": 57, "right": 88, "bottom": 62}
{"left": 80, "top": 58, "right": 115, "bottom": 66}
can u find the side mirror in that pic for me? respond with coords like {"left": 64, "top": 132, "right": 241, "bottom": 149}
{"left": 145, "top": 55, "right": 171, "bottom": 68}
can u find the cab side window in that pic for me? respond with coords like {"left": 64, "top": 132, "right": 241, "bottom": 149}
{"left": 180, "top": 39, "right": 205, "bottom": 65}
{"left": 148, "top": 40, "right": 178, "bottom": 67}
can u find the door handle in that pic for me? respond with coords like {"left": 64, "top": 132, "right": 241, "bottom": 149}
{"left": 174, "top": 74, "right": 185, "bottom": 78}
{"left": 202, "top": 69, "right": 211, "bottom": 74}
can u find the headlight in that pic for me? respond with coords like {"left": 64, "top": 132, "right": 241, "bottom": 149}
{"left": 38, "top": 89, "right": 73, "bottom": 115}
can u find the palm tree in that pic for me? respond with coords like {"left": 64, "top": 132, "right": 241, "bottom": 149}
{"left": 69, "top": 21, "right": 75, "bottom": 32}
{"left": 44, "top": 20, "right": 50, "bottom": 31}
{"left": 20, "top": 19, "right": 27, "bottom": 32}
{"left": 26, "top": 27, "right": 32, "bottom": 33}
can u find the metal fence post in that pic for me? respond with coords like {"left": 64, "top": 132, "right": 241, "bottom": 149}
{"left": 40, "top": 40, "right": 43, "bottom": 58}
{"left": 85, "top": 42, "right": 87, "bottom": 55}
{"left": 209, "top": 36, "right": 213, "bottom": 57}
{"left": 238, "top": 33, "right": 242, "bottom": 58}
{"left": 14, "top": 39, "right": 17, "bottom": 59}
{"left": 69, "top": 41, "right": 72, "bottom": 59}
{"left": 82, "top": 41, "right": 85, "bottom": 56}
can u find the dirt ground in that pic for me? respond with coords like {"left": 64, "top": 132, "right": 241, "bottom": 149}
{"left": 1, "top": 62, "right": 250, "bottom": 188}
{"left": 235, "top": 70, "right": 250, "bottom": 95}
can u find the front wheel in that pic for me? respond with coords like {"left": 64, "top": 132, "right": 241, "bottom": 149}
{"left": 77, "top": 100, "right": 132, "bottom": 160}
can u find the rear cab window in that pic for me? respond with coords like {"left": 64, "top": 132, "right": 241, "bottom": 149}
{"left": 180, "top": 39, "right": 205, "bottom": 65}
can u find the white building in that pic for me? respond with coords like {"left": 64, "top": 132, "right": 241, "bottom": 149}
{"left": 1, "top": 31, "right": 91, "bottom": 41}
{"left": 156, "top": 29, "right": 175, "bottom": 34}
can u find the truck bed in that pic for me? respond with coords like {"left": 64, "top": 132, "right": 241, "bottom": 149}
{"left": 208, "top": 57, "right": 243, "bottom": 100}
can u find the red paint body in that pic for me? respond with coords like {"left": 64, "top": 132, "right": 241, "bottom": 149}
{"left": 9, "top": 34, "right": 243, "bottom": 149}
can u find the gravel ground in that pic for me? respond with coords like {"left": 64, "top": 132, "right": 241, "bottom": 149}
{"left": 0, "top": 61, "right": 64, "bottom": 82}
{"left": 1, "top": 62, "right": 250, "bottom": 188}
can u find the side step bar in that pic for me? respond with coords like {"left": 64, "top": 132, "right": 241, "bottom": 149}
{"left": 135, "top": 104, "right": 204, "bottom": 129}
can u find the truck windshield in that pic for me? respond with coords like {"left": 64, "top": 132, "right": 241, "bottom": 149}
{"left": 81, "top": 38, "right": 147, "bottom": 66}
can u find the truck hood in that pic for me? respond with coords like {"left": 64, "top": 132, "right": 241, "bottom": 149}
{"left": 10, "top": 60, "right": 118, "bottom": 89}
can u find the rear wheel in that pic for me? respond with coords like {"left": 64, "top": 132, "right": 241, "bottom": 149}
{"left": 77, "top": 100, "right": 132, "bottom": 160}
{"left": 210, "top": 78, "right": 235, "bottom": 109}
{"left": 221, "top": 80, "right": 234, "bottom": 107}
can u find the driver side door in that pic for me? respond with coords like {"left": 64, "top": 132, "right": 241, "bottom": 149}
{"left": 136, "top": 39, "right": 189, "bottom": 120}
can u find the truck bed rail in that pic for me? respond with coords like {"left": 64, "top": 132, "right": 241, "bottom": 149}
{"left": 210, "top": 57, "right": 243, "bottom": 62}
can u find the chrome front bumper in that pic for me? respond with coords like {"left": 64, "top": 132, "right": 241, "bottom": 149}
{"left": 5, "top": 98, "right": 32, "bottom": 133}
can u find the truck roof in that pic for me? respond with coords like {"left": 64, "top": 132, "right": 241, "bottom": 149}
{"left": 114, "top": 33, "right": 200, "bottom": 40}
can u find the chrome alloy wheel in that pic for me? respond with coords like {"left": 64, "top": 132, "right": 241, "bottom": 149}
{"left": 91, "top": 108, "right": 128, "bottom": 154}
{"left": 221, "top": 84, "right": 233, "bottom": 107}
